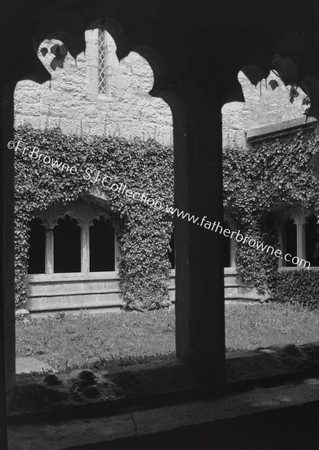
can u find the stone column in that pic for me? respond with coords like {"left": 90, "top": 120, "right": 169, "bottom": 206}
{"left": 81, "top": 224, "right": 90, "bottom": 274}
{"left": 45, "top": 229, "right": 54, "bottom": 274}
{"left": 164, "top": 81, "right": 225, "bottom": 383}
{"left": 114, "top": 233, "right": 120, "bottom": 271}
{"left": 230, "top": 237, "right": 237, "bottom": 268}
{"left": 0, "top": 79, "right": 15, "bottom": 444}
{"left": 295, "top": 216, "right": 306, "bottom": 266}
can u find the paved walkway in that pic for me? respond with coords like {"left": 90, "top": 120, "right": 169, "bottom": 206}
{"left": 16, "top": 357, "right": 55, "bottom": 374}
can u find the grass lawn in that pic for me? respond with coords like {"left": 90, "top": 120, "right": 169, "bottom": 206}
{"left": 16, "top": 303, "right": 319, "bottom": 372}
{"left": 16, "top": 309, "right": 176, "bottom": 372}
{"left": 225, "top": 302, "right": 319, "bottom": 351}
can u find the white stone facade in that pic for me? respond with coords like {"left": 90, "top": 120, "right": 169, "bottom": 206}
{"left": 222, "top": 72, "right": 307, "bottom": 149}
{"left": 14, "top": 30, "right": 308, "bottom": 151}
{"left": 14, "top": 30, "right": 173, "bottom": 146}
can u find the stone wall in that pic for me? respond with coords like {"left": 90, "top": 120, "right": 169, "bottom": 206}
{"left": 14, "top": 29, "right": 307, "bottom": 151}
{"left": 14, "top": 30, "right": 173, "bottom": 146}
{"left": 222, "top": 72, "right": 307, "bottom": 148}
{"left": 13, "top": 29, "right": 310, "bottom": 314}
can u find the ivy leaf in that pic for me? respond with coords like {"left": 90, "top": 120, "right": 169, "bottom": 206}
{"left": 40, "top": 47, "right": 48, "bottom": 57}
{"left": 50, "top": 55, "right": 65, "bottom": 70}
{"left": 269, "top": 79, "right": 279, "bottom": 90}
{"left": 50, "top": 44, "right": 68, "bottom": 70}
{"left": 272, "top": 54, "right": 299, "bottom": 85}
{"left": 302, "top": 96, "right": 311, "bottom": 106}
{"left": 289, "top": 86, "right": 299, "bottom": 104}
{"left": 50, "top": 44, "right": 59, "bottom": 56}
{"left": 59, "top": 45, "right": 67, "bottom": 56}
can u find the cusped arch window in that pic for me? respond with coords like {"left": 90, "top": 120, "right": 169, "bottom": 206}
{"left": 27, "top": 207, "right": 118, "bottom": 276}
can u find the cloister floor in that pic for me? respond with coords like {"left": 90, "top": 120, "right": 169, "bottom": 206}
{"left": 16, "top": 303, "right": 319, "bottom": 372}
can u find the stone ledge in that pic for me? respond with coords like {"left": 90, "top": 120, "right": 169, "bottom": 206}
{"left": 246, "top": 116, "right": 318, "bottom": 142}
{"left": 8, "top": 342, "right": 319, "bottom": 425}
{"left": 16, "top": 357, "right": 55, "bottom": 375}
{"left": 8, "top": 379, "right": 319, "bottom": 449}
{"left": 7, "top": 342, "right": 319, "bottom": 448}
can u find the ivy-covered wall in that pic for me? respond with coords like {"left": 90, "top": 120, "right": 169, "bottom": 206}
{"left": 15, "top": 123, "right": 319, "bottom": 310}
{"left": 14, "top": 126, "right": 174, "bottom": 310}
{"left": 223, "top": 125, "right": 319, "bottom": 293}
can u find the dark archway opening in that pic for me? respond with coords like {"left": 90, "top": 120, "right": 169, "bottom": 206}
{"left": 28, "top": 218, "right": 46, "bottom": 274}
{"left": 283, "top": 218, "right": 297, "bottom": 267}
{"left": 168, "top": 231, "right": 175, "bottom": 269}
{"left": 54, "top": 215, "right": 81, "bottom": 273}
{"left": 306, "top": 215, "right": 319, "bottom": 267}
{"left": 90, "top": 216, "right": 115, "bottom": 272}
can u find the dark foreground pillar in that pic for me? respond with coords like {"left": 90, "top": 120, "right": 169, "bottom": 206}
{"left": 0, "top": 79, "right": 16, "bottom": 448}
{"left": 170, "top": 81, "right": 225, "bottom": 384}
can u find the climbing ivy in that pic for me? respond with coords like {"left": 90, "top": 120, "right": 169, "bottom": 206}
{"left": 223, "top": 125, "right": 319, "bottom": 293}
{"left": 14, "top": 125, "right": 174, "bottom": 310}
{"left": 15, "top": 123, "right": 319, "bottom": 309}
{"left": 272, "top": 269, "right": 319, "bottom": 309}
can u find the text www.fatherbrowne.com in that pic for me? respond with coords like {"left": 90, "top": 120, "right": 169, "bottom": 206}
{"left": 9, "top": 139, "right": 310, "bottom": 269}
{"left": 166, "top": 207, "right": 310, "bottom": 269}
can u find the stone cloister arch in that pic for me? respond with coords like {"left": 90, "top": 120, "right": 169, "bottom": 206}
{"left": 1, "top": 0, "right": 319, "bottom": 446}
